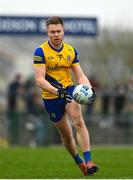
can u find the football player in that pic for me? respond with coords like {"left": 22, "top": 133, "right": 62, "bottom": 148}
{"left": 33, "top": 16, "right": 98, "bottom": 176}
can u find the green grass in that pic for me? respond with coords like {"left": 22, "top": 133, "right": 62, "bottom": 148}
{"left": 0, "top": 145, "right": 133, "bottom": 179}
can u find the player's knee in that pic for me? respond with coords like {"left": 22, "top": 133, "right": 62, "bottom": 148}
{"left": 61, "top": 134, "right": 73, "bottom": 144}
{"left": 71, "top": 111, "right": 81, "bottom": 121}
{"left": 75, "top": 120, "right": 85, "bottom": 129}
{"left": 71, "top": 113, "right": 84, "bottom": 128}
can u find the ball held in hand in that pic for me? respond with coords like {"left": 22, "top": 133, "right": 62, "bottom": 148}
{"left": 72, "top": 84, "right": 94, "bottom": 104}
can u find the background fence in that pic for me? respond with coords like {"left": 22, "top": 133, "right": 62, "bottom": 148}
{"left": 0, "top": 110, "right": 133, "bottom": 147}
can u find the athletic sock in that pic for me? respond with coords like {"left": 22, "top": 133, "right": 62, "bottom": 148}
{"left": 83, "top": 151, "right": 91, "bottom": 163}
{"left": 73, "top": 154, "right": 84, "bottom": 164}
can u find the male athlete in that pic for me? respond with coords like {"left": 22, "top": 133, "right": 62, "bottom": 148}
{"left": 33, "top": 16, "right": 98, "bottom": 176}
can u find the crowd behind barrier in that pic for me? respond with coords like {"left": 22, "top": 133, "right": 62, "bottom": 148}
{"left": 0, "top": 73, "right": 133, "bottom": 147}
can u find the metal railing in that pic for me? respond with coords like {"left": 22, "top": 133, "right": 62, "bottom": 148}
{"left": 0, "top": 111, "right": 133, "bottom": 147}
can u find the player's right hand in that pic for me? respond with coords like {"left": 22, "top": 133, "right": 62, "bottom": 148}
{"left": 57, "top": 88, "right": 73, "bottom": 103}
{"left": 57, "top": 88, "right": 66, "bottom": 98}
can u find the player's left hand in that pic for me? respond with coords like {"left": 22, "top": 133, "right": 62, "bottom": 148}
{"left": 57, "top": 88, "right": 73, "bottom": 103}
{"left": 89, "top": 88, "right": 96, "bottom": 104}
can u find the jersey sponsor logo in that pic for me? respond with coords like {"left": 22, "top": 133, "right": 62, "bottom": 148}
{"left": 34, "top": 56, "right": 43, "bottom": 61}
{"left": 48, "top": 64, "right": 60, "bottom": 70}
{"left": 47, "top": 64, "right": 66, "bottom": 70}
{"left": 48, "top": 56, "right": 54, "bottom": 60}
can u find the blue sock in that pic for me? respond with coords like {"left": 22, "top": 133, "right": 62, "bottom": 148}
{"left": 73, "top": 154, "right": 83, "bottom": 164}
{"left": 83, "top": 151, "right": 91, "bottom": 163}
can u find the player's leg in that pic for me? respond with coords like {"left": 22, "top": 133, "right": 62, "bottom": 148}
{"left": 53, "top": 112, "right": 77, "bottom": 156}
{"left": 43, "top": 97, "right": 87, "bottom": 175}
{"left": 53, "top": 112, "right": 87, "bottom": 176}
{"left": 66, "top": 101, "right": 90, "bottom": 152}
{"left": 66, "top": 101, "right": 98, "bottom": 175}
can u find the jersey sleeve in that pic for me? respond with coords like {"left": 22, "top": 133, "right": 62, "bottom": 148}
{"left": 72, "top": 48, "right": 80, "bottom": 65}
{"left": 33, "top": 47, "right": 45, "bottom": 65}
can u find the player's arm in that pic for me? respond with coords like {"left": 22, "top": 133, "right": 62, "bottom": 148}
{"left": 71, "top": 48, "right": 92, "bottom": 87}
{"left": 71, "top": 49, "right": 96, "bottom": 102}
{"left": 34, "top": 65, "right": 71, "bottom": 100}
{"left": 71, "top": 64, "right": 96, "bottom": 103}
{"left": 71, "top": 64, "right": 92, "bottom": 87}
{"left": 34, "top": 65, "right": 58, "bottom": 95}
{"left": 33, "top": 47, "right": 58, "bottom": 95}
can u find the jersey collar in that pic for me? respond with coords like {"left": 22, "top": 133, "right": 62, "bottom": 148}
{"left": 48, "top": 40, "right": 63, "bottom": 52}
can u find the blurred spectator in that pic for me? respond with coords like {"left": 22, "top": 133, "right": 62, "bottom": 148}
{"left": 25, "top": 86, "right": 43, "bottom": 115}
{"left": 86, "top": 74, "right": 101, "bottom": 118}
{"left": 101, "top": 85, "right": 112, "bottom": 117}
{"left": 24, "top": 80, "right": 46, "bottom": 147}
{"left": 24, "top": 76, "right": 35, "bottom": 92}
{"left": 127, "top": 74, "right": 133, "bottom": 112}
{"left": 89, "top": 74, "right": 101, "bottom": 91}
{"left": 113, "top": 81, "right": 127, "bottom": 116}
{"left": 7, "top": 74, "right": 24, "bottom": 111}
{"left": 7, "top": 73, "right": 25, "bottom": 145}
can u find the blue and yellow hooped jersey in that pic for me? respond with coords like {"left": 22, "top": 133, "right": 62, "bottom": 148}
{"left": 33, "top": 41, "right": 79, "bottom": 99}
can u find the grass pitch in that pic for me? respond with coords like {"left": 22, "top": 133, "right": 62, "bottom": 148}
{"left": 0, "top": 145, "right": 133, "bottom": 179}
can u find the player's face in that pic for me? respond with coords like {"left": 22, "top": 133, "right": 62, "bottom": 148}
{"left": 47, "top": 24, "right": 64, "bottom": 48}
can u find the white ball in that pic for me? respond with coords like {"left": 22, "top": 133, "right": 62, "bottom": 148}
{"left": 72, "top": 84, "right": 93, "bottom": 104}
